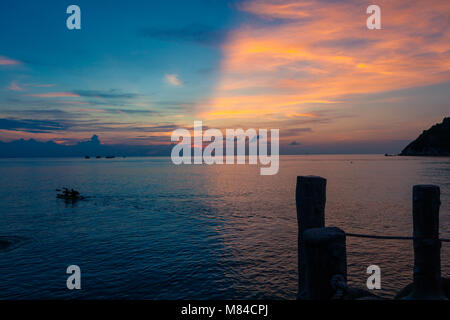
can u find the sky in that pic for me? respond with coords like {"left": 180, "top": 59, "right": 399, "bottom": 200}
{"left": 0, "top": 0, "right": 449, "bottom": 154}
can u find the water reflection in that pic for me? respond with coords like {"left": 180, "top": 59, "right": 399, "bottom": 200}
{"left": 0, "top": 155, "right": 448, "bottom": 299}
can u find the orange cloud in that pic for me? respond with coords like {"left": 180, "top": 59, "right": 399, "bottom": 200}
{"left": 165, "top": 74, "right": 183, "bottom": 86}
{"left": 199, "top": 0, "right": 450, "bottom": 125}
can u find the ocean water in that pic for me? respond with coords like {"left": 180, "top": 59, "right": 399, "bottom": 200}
{"left": 0, "top": 155, "right": 448, "bottom": 299}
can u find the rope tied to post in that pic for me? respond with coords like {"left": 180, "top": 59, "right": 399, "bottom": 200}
{"left": 345, "top": 233, "right": 450, "bottom": 243}
{"left": 296, "top": 177, "right": 448, "bottom": 300}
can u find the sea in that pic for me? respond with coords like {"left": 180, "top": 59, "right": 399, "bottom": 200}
{"left": 0, "top": 155, "right": 448, "bottom": 299}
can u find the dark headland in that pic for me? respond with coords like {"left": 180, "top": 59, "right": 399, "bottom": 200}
{"left": 400, "top": 117, "right": 450, "bottom": 156}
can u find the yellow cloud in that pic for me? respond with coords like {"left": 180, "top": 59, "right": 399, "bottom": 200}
{"left": 165, "top": 74, "right": 183, "bottom": 87}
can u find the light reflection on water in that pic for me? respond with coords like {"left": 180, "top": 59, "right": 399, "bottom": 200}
{"left": 0, "top": 155, "right": 448, "bottom": 299}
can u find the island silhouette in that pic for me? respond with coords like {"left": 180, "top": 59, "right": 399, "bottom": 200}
{"left": 400, "top": 117, "right": 450, "bottom": 156}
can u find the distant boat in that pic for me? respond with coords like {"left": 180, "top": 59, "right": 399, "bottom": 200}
{"left": 85, "top": 155, "right": 90, "bottom": 159}
{"left": 105, "top": 155, "right": 115, "bottom": 159}
{"left": 96, "top": 155, "right": 101, "bottom": 159}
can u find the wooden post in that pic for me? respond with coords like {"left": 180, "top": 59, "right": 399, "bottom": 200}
{"left": 303, "top": 227, "right": 347, "bottom": 300}
{"left": 296, "top": 176, "right": 326, "bottom": 297}
{"left": 406, "top": 185, "right": 445, "bottom": 299}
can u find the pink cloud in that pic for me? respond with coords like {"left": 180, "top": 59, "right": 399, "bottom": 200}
{"left": 0, "top": 56, "right": 22, "bottom": 65}
{"left": 8, "top": 81, "right": 24, "bottom": 91}
{"left": 32, "top": 84, "right": 56, "bottom": 88}
{"left": 27, "top": 92, "right": 80, "bottom": 98}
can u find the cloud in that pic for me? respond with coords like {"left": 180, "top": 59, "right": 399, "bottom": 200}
{"left": 0, "top": 55, "right": 22, "bottom": 65}
{"left": 282, "top": 127, "right": 312, "bottom": 136}
{"left": 165, "top": 74, "right": 182, "bottom": 86}
{"left": 27, "top": 92, "right": 80, "bottom": 98}
{"left": 8, "top": 81, "right": 23, "bottom": 91}
{"left": 24, "top": 89, "right": 141, "bottom": 100}
{"left": 0, "top": 118, "right": 69, "bottom": 133}
{"left": 139, "top": 24, "right": 228, "bottom": 46}
{"left": 107, "top": 109, "right": 156, "bottom": 115}
{"left": 200, "top": 0, "right": 450, "bottom": 122}
{"left": 28, "top": 83, "right": 56, "bottom": 88}
{"left": 313, "top": 38, "right": 380, "bottom": 49}
{"left": 2, "top": 109, "right": 72, "bottom": 116}
{"left": 73, "top": 89, "right": 141, "bottom": 99}
{"left": 133, "top": 124, "right": 179, "bottom": 132}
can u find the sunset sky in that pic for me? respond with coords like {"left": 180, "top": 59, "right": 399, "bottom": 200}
{"left": 0, "top": 0, "right": 449, "bottom": 153}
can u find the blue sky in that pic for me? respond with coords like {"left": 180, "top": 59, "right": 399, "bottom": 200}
{"left": 0, "top": 0, "right": 239, "bottom": 144}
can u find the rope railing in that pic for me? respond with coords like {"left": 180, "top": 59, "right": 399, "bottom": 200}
{"left": 345, "top": 232, "right": 450, "bottom": 242}
{"left": 296, "top": 177, "right": 448, "bottom": 299}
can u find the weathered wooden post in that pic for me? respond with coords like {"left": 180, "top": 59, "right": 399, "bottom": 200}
{"left": 303, "top": 227, "right": 347, "bottom": 300}
{"left": 296, "top": 176, "right": 326, "bottom": 297}
{"left": 406, "top": 185, "right": 445, "bottom": 299}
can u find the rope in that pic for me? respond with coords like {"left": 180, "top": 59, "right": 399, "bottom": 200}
{"left": 346, "top": 233, "right": 450, "bottom": 243}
